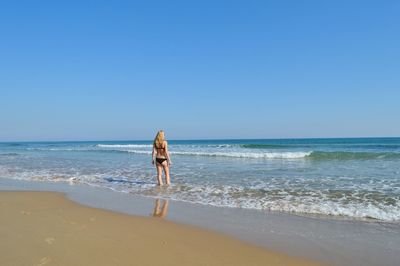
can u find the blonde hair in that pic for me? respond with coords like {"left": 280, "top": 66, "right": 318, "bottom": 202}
{"left": 154, "top": 130, "right": 165, "bottom": 147}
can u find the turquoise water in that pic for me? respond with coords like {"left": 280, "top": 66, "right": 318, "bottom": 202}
{"left": 1, "top": 138, "right": 399, "bottom": 221}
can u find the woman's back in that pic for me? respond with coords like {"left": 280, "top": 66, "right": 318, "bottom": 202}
{"left": 154, "top": 141, "right": 167, "bottom": 158}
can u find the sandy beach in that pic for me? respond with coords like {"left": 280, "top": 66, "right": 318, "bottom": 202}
{"left": 0, "top": 191, "right": 321, "bottom": 266}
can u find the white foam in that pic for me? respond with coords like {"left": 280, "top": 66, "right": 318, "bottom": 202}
{"left": 94, "top": 143, "right": 313, "bottom": 159}
{"left": 96, "top": 144, "right": 153, "bottom": 148}
{"left": 165, "top": 184, "right": 400, "bottom": 221}
{"left": 2, "top": 168, "right": 399, "bottom": 221}
{"left": 182, "top": 151, "right": 312, "bottom": 159}
{"left": 260, "top": 201, "right": 400, "bottom": 221}
{"left": 96, "top": 144, "right": 234, "bottom": 149}
{"left": 34, "top": 144, "right": 312, "bottom": 159}
{"left": 121, "top": 150, "right": 312, "bottom": 159}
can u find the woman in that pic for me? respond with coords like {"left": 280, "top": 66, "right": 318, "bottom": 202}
{"left": 152, "top": 130, "right": 171, "bottom": 185}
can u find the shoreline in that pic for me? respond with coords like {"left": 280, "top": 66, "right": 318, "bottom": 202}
{"left": 1, "top": 178, "right": 400, "bottom": 266}
{"left": 0, "top": 190, "right": 320, "bottom": 266}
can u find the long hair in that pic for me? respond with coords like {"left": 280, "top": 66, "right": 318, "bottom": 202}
{"left": 154, "top": 130, "right": 165, "bottom": 147}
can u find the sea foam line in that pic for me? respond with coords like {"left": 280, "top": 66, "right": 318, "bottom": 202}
{"left": 96, "top": 144, "right": 153, "bottom": 148}
{"left": 119, "top": 150, "right": 312, "bottom": 159}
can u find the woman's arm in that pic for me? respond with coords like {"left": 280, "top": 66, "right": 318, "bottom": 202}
{"left": 152, "top": 145, "right": 156, "bottom": 164}
{"left": 164, "top": 141, "right": 172, "bottom": 165}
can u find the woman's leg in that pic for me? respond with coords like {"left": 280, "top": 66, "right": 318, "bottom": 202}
{"left": 162, "top": 162, "right": 170, "bottom": 185}
{"left": 156, "top": 163, "right": 163, "bottom": 185}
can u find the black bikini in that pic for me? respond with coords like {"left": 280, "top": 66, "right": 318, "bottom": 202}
{"left": 155, "top": 144, "right": 167, "bottom": 164}
{"left": 156, "top": 157, "right": 167, "bottom": 164}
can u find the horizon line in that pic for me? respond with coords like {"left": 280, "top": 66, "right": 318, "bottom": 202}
{"left": 1, "top": 136, "right": 399, "bottom": 143}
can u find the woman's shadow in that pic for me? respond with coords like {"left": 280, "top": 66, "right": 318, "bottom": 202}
{"left": 152, "top": 199, "right": 169, "bottom": 219}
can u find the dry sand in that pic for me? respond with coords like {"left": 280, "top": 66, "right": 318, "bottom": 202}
{"left": 0, "top": 191, "right": 322, "bottom": 265}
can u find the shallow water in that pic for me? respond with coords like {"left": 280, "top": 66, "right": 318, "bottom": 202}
{"left": 1, "top": 138, "right": 399, "bottom": 221}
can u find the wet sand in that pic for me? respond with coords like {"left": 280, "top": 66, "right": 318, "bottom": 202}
{"left": 0, "top": 191, "right": 321, "bottom": 266}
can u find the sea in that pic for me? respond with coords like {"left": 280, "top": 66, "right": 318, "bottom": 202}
{"left": 1, "top": 137, "right": 399, "bottom": 222}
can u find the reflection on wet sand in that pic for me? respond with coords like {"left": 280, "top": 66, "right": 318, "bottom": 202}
{"left": 153, "top": 199, "right": 169, "bottom": 218}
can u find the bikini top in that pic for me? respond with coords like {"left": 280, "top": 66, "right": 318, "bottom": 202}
{"left": 155, "top": 142, "right": 165, "bottom": 150}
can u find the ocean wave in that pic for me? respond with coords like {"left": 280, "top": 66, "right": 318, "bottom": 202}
{"left": 21, "top": 144, "right": 400, "bottom": 160}
{"left": 96, "top": 147, "right": 400, "bottom": 160}
{"left": 164, "top": 185, "right": 400, "bottom": 221}
{"left": 119, "top": 150, "right": 312, "bottom": 159}
{"left": 241, "top": 143, "right": 400, "bottom": 150}
{"left": 94, "top": 146, "right": 400, "bottom": 160}
{"left": 173, "top": 151, "right": 312, "bottom": 159}
{"left": 5, "top": 143, "right": 23, "bottom": 147}
{"left": 241, "top": 144, "right": 289, "bottom": 149}
{"left": 0, "top": 153, "right": 19, "bottom": 156}
{"left": 96, "top": 144, "right": 234, "bottom": 148}
{"left": 93, "top": 143, "right": 312, "bottom": 159}
{"left": 26, "top": 147, "right": 94, "bottom": 151}
{"left": 96, "top": 144, "right": 153, "bottom": 148}
{"left": 309, "top": 151, "right": 400, "bottom": 160}
{"left": 259, "top": 200, "right": 400, "bottom": 221}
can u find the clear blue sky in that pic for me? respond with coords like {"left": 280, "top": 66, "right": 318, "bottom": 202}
{"left": 0, "top": 0, "right": 399, "bottom": 141}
